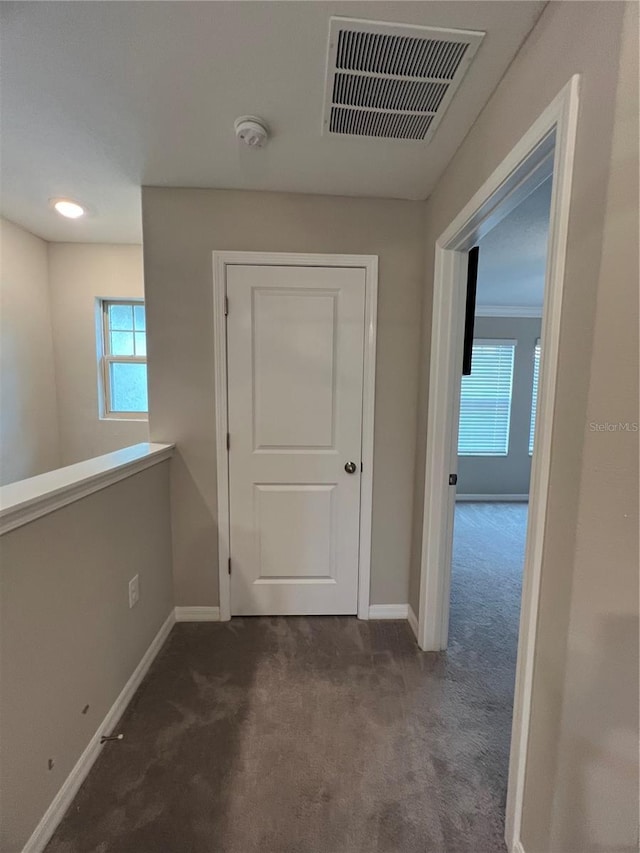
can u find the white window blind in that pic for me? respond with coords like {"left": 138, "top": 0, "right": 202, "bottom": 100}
{"left": 529, "top": 340, "right": 541, "bottom": 455}
{"left": 458, "top": 340, "right": 515, "bottom": 456}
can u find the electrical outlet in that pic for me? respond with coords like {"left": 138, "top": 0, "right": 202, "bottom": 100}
{"left": 128, "top": 574, "right": 139, "bottom": 609}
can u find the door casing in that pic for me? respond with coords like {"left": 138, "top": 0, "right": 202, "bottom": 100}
{"left": 213, "top": 251, "right": 378, "bottom": 622}
{"left": 415, "top": 75, "right": 581, "bottom": 853}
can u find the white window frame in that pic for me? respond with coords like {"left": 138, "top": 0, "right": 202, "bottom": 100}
{"left": 100, "top": 299, "right": 148, "bottom": 420}
{"left": 458, "top": 338, "right": 516, "bottom": 457}
{"left": 529, "top": 339, "right": 541, "bottom": 455}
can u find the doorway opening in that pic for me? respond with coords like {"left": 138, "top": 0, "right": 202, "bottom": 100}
{"left": 448, "top": 174, "right": 552, "bottom": 844}
{"left": 451, "top": 173, "right": 552, "bottom": 654}
{"left": 416, "top": 77, "right": 580, "bottom": 852}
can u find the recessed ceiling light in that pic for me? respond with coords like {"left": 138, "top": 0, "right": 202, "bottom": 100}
{"left": 51, "top": 198, "right": 85, "bottom": 219}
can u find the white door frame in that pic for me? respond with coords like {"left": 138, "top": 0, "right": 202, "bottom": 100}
{"left": 416, "top": 75, "right": 580, "bottom": 853}
{"left": 212, "top": 251, "right": 378, "bottom": 623}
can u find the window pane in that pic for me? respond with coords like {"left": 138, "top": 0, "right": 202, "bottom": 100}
{"left": 109, "top": 362, "right": 148, "bottom": 412}
{"left": 529, "top": 342, "right": 541, "bottom": 455}
{"left": 109, "top": 303, "right": 133, "bottom": 330}
{"left": 110, "top": 331, "right": 134, "bottom": 356}
{"left": 134, "top": 304, "right": 146, "bottom": 331}
{"left": 134, "top": 332, "right": 147, "bottom": 356}
{"left": 458, "top": 343, "right": 515, "bottom": 456}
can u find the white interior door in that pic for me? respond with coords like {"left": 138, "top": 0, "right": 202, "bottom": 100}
{"left": 226, "top": 264, "right": 366, "bottom": 615}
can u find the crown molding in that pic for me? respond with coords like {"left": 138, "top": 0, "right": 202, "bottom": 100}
{"left": 475, "top": 305, "right": 542, "bottom": 318}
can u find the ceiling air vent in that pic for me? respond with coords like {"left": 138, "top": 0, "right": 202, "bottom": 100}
{"left": 323, "top": 18, "right": 484, "bottom": 142}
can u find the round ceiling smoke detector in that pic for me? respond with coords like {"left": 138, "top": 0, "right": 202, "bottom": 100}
{"left": 234, "top": 116, "right": 269, "bottom": 149}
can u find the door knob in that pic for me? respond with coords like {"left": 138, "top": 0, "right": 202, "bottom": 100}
{"left": 344, "top": 461, "right": 357, "bottom": 474}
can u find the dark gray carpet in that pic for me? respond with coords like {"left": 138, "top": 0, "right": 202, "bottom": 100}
{"left": 45, "top": 502, "right": 526, "bottom": 853}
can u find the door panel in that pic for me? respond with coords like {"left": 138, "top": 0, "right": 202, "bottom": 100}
{"left": 253, "top": 289, "right": 336, "bottom": 449}
{"left": 254, "top": 484, "right": 336, "bottom": 579}
{"left": 226, "top": 264, "right": 365, "bottom": 615}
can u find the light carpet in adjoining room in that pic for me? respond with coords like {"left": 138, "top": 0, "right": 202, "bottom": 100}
{"left": 46, "top": 502, "right": 527, "bottom": 853}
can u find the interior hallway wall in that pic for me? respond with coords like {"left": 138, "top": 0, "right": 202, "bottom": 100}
{"left": 0, "top": 217, "right": 60, "bottom": 484}
{"left": 408, "top": 1, "right": 638, "bottom": 850}
{"left": 142, "top": 188, "right": 426, "bottom": 607}
{"left": 48, "top": 243, "right": 149, "bottom": 465}
{"left": 550, "top": 3, "right": 639, "bottom": 848}
{"left": 0, "top": 461, "right": 174, "bottom": 851}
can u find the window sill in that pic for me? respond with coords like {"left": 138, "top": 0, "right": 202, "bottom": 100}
{"left": 100, "top": 415, "right": 149, "bottom": 423}
{"left": 0, "top": 442, "right": 174, "bottom": 535}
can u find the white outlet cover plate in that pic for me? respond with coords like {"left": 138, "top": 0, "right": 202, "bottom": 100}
{"left": 128, "top": 574, "right": 139, "bottom": 608}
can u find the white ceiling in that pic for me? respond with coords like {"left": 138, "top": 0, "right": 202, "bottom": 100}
{"left": 0, "top": 1, "right": 546, "bottom": 244}
{"left": 477, "top": 177, "right": 552, "bottom": 310}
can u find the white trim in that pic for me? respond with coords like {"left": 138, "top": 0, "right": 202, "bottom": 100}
{"left": 0, "top": 443, "right": 174, "bottom": 536}
{"left": 213, "top": 252, "right": 232, "bottom": 622}
{"left": 407, "top": 604, "right": 419, "bottom": 639}
{"left": 438, "top": 126, "right": 556, "bottom": 250}
{"left": 212, "top": 251, "right": 378, "bottom": 622}
{"left": 475, "top": 305, "right": 542, "bottom": 318}
{"left": 174, "top": 606, "right": 220, "bottom": 622}
{"left": 456, "top": 494, "right": 529, "bottom": 502}
{"left": 417, "top": 246, "right": 467, "bottom": 652}
{"left": 512, "top": 841, "right": 526, "bottom": 853}
{"left": 22, "top": 610, "right": 175, "bottom": 853}
{"left": 357, "top": 256, "right": 378, "bottom": 621}
{"left": 368, "top": 604, "right": 409, "bottom": 620}
{"left": 100, "top": 298, "right": 149, "bottom": 421}
{"left": 414, "top": 76, "right": 580, "bottom": 853}
{"left": 506, "top": 75, "right": 580, "bottom": 853}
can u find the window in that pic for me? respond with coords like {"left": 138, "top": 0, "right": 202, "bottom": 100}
{"left": 101, "top": 300, "right": 148, "bottom": 417}
{"left": 529, "top": 339, "right": 541, "bottom": 455}
{"left": 458, "top": 340, "right": 515, "bottom": 456}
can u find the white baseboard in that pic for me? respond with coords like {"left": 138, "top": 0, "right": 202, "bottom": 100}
{"left": 407, "top": 604, "right": 419, "bottom": 640}
{"left": 368, "top": 604, "right": 409, "bottom": 620}
{"left": 456, "top": 494, "right": 529, "bottom": 502}
{"left": 512, "top": 840, "right": 526, "bottom": 853}
{"left": 23, "top": 609, "right": 175, "bottom": 853}
{"left": 174, "top": 606, "right": 220, "bottom": 622}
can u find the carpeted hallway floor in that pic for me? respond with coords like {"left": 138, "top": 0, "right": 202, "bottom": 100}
{"left": 46, "top": 502, "right": 527, "bottom": 853}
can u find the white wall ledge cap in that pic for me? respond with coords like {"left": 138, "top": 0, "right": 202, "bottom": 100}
{"left": 0, "top": 442, "right": 174, "bottom": 535}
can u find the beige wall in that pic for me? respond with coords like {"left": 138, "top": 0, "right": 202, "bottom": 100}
{"left": 0, "top": 461, "right": 174, "bottom": 852}
{"left": 48, "top": 243, "right": 149, "bottom": 465}
{"left": 142, "top": 188, "right": 426, "bottom": 606}
{"left": 0, "top": 218, "right": 60, "bottom": 484}
{"left": 408, "top": 2, "right": 638, "bottom": 850}
{"left": 550, "top": 4, "right": 639, "bottom": 849}
{"left": 0, "top": 232, "right": 148, "bottom": 481}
